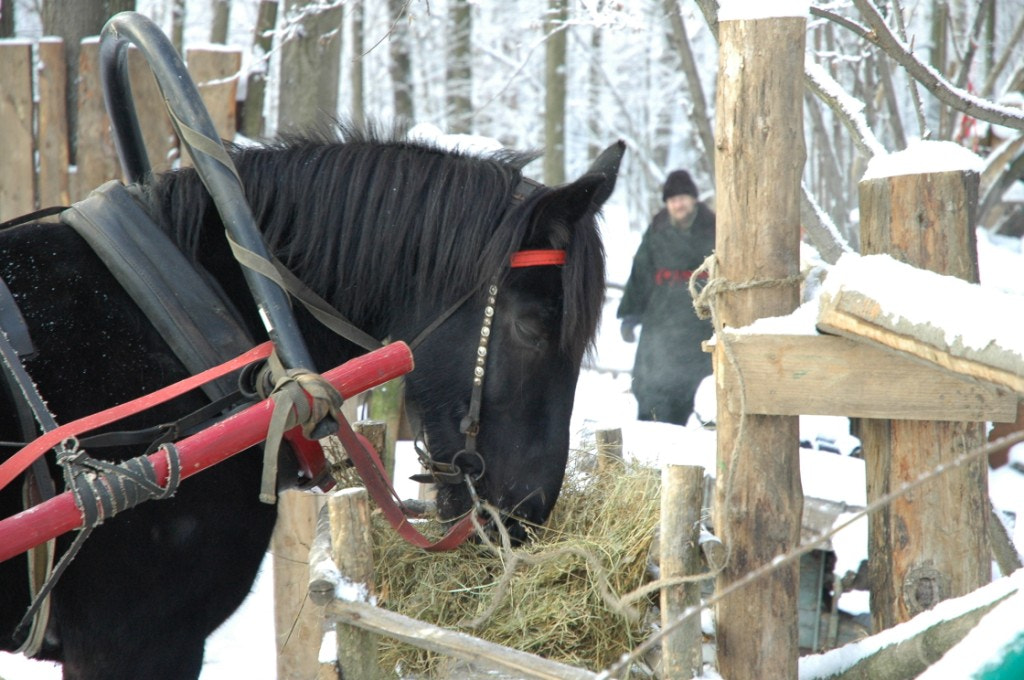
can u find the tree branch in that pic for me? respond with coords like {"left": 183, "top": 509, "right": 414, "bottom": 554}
{"left": 664, "top": 0, "right": 715, "bottom": 177}
{"left": 841, "top": 0, "right": 1024, "bottom": 131}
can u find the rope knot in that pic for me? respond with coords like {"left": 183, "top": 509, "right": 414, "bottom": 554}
{"left": 258, "top": 352, "right": 344, "bottom": 504}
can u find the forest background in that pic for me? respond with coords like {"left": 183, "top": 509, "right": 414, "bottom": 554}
{"left": 4, "top": 0, "right": 1024, "bottom": 251}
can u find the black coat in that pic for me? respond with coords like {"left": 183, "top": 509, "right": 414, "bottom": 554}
{"left": 617, "top": 202, "right": 716, "bottom": 422}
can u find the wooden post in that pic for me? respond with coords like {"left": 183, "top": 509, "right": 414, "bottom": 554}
{"left": 127, "top": 46, "right": 178, "bottom": 175}
{"left": 0, "top": 39, "right": 34, "bottom": 221}
{"left": 595, "top": 427, "right": 624, "bottom": 477}
{"left": 273, "top": 490, "right": 327, "bottom": 680}
{"left": 185, "top": 46, "right": 241, "bottom": 143}
{"left": 37, "top": 39, "right": 71, "bottom": 209}
{"left": 329, "top": 487, "right": 381, "bottom": 680}
{"left": 660, "top": 464, "right": 705, "bottom": 679}
{"left": 713, "top": 12, "right": 805, "bottom": 680}
{"left": 858, "top": 162, "right": 990, "bottom": 631}
{"left": 355, "top": 420, "right": 391, "bottom": 480}
{"left": 74, "top": 37, "right": 121, "bottom": 201}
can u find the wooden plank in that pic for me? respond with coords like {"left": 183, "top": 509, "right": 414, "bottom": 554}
{"left": 322, "top": 600, "right": 599, "bottom": 680}
{"left": 717, "top": 333, "right": 1017, "bottom": 422}
{"left": 37, "top": 38, "right": 71, "bottom": 208}
{"left": 816, "top": 271, "right": 1024, "bottom": 394}
{"left": 185, "top": 46, "right": 241, "bottom": 146}
{"left": 127, "top": 46, "right": 178, "bottom": 174}
{"left": 74, "top": 37, "right": 121, "bottom": 201}
{"left": 0, "top": 39, "right": 35, "bottom": 221}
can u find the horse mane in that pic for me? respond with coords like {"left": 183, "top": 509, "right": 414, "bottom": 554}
{"left": 146, "top": 123, "right": 604, "bottom": 359}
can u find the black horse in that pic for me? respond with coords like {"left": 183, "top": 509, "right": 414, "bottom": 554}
{"left": 0, "top": 125, "right": 623, "bottom": 679}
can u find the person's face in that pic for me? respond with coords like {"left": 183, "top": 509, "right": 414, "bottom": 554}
{"left": 665, "top": 194, "right": 697, "bottom": 223}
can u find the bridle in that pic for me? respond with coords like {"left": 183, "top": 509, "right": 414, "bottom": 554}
{"left": 409, "top": 248, "right": 568, "bottom": 489}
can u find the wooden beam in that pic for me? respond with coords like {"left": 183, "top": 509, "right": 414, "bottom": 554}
{"left": 716, "top": 333, "right": 1016, "bottom": 422}
{"left": 322, "top": 600, "right": 598, "bottom": 680}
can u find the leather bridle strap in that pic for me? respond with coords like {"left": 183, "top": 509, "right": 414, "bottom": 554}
{"left": 334, "top": 407, "right": 476, "bottom": 551}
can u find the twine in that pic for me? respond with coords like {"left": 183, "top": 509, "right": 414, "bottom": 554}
{"left": 687, "top": 253, "right": 805, "bottom": 570}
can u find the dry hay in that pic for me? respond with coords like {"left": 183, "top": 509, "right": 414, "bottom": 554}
{"left": 371, "top": 454, "right": 661, "bottom": 677}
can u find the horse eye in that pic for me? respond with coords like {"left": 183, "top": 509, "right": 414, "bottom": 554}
{"left": 513, "top": 319, "right": 548, "bottom": 350}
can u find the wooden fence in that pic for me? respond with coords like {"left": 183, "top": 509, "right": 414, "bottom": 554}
{"left": 0, "top": 35, "right": 240, "bottom": 222}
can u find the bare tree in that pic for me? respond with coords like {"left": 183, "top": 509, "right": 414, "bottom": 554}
{"left": 278, "top": 0, "right": 343, "bottom": 135}
{"left": 1, "top": 1, "right": 15, "bottom": 38}
{"left": 351, "top": 0, "right": 365, "bottom": 129}
{"left": 544, "top": 0, "right": 567, "bottom": 186}
{"left": 446, "top": 0, "right": 472, "bottom": 134}
{"left": 388, "top": 0, "right": 414, "bottom": 124}
{"left": 210, "top": 0, "right": 231, "bottom": 44}
{"left": 239, "top": 0, "right": 278, "bottom": 139}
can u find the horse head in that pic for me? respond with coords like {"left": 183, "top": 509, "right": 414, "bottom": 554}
{"left": 400, "top": 141, "right": 625, "bottom": 542}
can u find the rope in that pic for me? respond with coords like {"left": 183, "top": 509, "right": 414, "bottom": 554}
{"left": 686, "top": 253, "right": 805, "bottom": 585}
{"left": 14, "top": 442, "right": 182, "bottom": 641}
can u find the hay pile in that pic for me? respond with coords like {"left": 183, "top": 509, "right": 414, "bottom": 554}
{"left": 371, "top": 456, "right": 661, "bottom": 677}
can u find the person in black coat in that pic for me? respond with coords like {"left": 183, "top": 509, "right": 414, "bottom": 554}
{"left": 617, "top": 170, "right": 716, "bottom": 425}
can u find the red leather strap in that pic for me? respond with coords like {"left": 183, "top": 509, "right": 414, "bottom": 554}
{"left": 0, "top": 342, "right": 275, "bottom": 494}
{"left": 333, "top": 413, "right": 477, "bottom": 551}
{"left": 509, "top": 249, "right": 566, "bottom": 268}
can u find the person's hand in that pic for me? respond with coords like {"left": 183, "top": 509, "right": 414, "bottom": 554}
{"left": 620, "top": 316, "right": 640, "bottom": 343}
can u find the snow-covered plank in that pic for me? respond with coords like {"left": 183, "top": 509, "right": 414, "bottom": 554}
{"left": 714, "top": 333, "right": 1016, "bottom": 422}
{"left": 817, "top": 253, "right": 1024, "bottom": 394}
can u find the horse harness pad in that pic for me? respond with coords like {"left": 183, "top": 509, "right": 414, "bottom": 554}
{"left": 62, "top": 181, "right": 255, "bottom": 401}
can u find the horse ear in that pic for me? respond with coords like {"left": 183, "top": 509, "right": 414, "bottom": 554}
{"left": 528, "top": 140, "right": 625, "bottom": 238}
{"left": 585, "top": 140, "right": 626, "bottom": 206}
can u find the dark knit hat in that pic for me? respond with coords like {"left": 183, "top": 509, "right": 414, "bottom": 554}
{"left": 662, "top": 170, "right": 698, "bottom": 201}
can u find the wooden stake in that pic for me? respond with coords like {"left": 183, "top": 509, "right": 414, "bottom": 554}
{"left": 660, "top": 464, "right": 705, "bottom": 678}
{"left": 273, "top": 490, "right": 327, "bottom": 680}
{"left": 595, "top": 427, "right": 624, "bottom": 477}
{"left": 329, "top": 487, "right": 381, "bottom": 680}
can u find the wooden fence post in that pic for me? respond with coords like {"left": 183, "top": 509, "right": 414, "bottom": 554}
{"left": 660, "top": 464, "right": 705, "bottom": 678}
{"left": 273, "top": 489, "right": 328, "bottom": 679}
{"left": 329, "top": 487, "right": 381, "bottom": 679}
{"left": 713, "top": 10, "right": 806, "bottom": 680}
{"left": 595, "top": 427, "right": 624, "bottom": 477}
{"left": 356, "top": 420, "right": 391, "bottom": 480}
{"left": 37, "top": 38, "right": 71, "bottom": 209}
{"left": 185, "top": 46, "right": 241, "bottom": 142}
{"left": 0, "top": 39, "right": 34, "bottom": 221}
{"left": 858, "top": 159, "right": 990, "bottom": 630}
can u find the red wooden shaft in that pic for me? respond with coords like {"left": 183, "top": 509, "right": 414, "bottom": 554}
{"left": 0, "top": 342, "right": 413, "bottom": 563}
